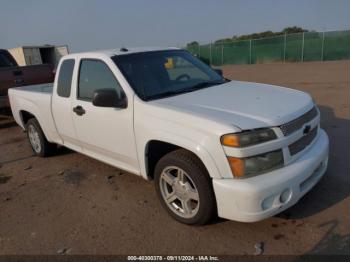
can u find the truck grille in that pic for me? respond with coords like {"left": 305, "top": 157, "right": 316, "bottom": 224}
{"left": 289, "top": 127, "right": 318, "bottom": 156}
{"left": 280, "top": 107, "right": 318, "bottom": 136}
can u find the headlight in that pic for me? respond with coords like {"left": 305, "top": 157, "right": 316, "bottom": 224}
{"left": 221, "top": 128, "right": 277, "bottom": 147}
{"left": 227, "top": 150, "right": 284, "bottom": 178}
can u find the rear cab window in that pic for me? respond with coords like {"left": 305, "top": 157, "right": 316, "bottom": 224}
{"left": 57, "top": 59, "right": 75, "bottom": 98}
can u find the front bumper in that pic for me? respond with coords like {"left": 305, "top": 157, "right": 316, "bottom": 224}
{"left": 213, "top": 129, "right": 329, "bottom": 222}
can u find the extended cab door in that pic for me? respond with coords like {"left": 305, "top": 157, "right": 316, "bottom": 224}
{"left": 71, "top": 58, "right": 139, "bottom": 174}
{"left": 52, "top": 59, "right": 81, "bottom": 151}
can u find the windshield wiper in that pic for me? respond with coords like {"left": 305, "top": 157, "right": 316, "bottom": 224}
{"left": 184, "top": 80, "right": 225, "bottom": 92}
{"left": 146, "top": 80, "right": 226, "bottom": 101}
{"left": 146, "top": 90, "right": 188, "bottom": 100}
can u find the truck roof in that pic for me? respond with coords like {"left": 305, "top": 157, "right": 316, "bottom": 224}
{"left": 64, "top": 47, "right": 180, "bottom": 59}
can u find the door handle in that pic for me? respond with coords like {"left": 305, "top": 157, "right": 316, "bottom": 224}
{"left": 73, "top": 105, "right": 86, "bottom": 116}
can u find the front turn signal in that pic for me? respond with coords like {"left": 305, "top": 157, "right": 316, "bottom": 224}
{"left": 227, "top": 157, "right": 245, "bottom": 178}
{"left": 221, "top": 129, "right": 277, "bottom": 148}
{"left": 221, "top": 134, "right": 240, "bottom": 147}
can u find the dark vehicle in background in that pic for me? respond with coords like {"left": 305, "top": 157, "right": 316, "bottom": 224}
{"left": 0, "top": 49, "right": 54, "bottom": 109}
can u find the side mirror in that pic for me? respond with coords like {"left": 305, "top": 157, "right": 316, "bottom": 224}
{"left": 214, "top": 68, "right": 223, "bottom": 77}
{"left": 92, "top": 88, "right": 127, "bottom": 108}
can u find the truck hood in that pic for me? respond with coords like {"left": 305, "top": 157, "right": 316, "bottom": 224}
{"left": 153, "top": 80, "right": 314, "bottom": 130}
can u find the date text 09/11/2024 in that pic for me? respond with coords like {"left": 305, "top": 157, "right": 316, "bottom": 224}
{"left": 127, "top": 256, "right": 220, "bottom": 261}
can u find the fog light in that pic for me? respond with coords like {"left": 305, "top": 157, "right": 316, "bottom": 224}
{"left": 280, "top": 189, "right": 292, "bottom": 203}
{"left": 262, "top": 195, "right": 275, "bottom": 210}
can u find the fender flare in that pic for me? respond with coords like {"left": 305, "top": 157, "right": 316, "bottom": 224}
{"left": 139, "top": 131, "right": 222, "bottom": 180}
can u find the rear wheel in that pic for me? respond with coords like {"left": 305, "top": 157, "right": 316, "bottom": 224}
{"left": 26, "top": 118, "right": 56, "bottom": 157}
{"left": 154, "top": 149, "right": 216, "bottom": 225}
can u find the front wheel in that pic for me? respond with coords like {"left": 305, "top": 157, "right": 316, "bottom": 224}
{"left": 154, "top": 149, "right": 216, "bottom": 225}
{"left": 26, "top": 118, "right": 56, "bottom": 157}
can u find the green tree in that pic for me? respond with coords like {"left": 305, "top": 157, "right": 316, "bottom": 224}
{"left": 187, "top": 26, "right": 309, "bottom": 46}
{"left": 282, "top": 26, "right": 308, "bottom": 34}
{"left": 186, "top": 41, "right": 199, "bottom": 48}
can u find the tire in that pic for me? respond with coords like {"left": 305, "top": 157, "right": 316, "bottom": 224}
{"left": 26, "top": 118, "right": 56, "bottom": 157}
{"left": 154, "top": 149, "right": 216, "bottom": 225}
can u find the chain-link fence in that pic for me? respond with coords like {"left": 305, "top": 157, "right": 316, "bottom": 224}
{"left": 187, "top": 29, "right": 350, "bottom": 65}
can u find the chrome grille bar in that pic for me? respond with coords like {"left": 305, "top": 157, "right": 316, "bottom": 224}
{"left": 280, "top": 107, "right": 318, "bottom": 136}
{"left": 289, "top": 127, "right": 318, "bottom": 156}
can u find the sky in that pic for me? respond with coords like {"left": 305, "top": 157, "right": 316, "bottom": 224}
{"left": 1, "top": 0, "right": 350, "bottom": 52}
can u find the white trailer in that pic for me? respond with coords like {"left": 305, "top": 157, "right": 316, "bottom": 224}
{"left": 8, "top": 45, "right": 69, "bottom": 68}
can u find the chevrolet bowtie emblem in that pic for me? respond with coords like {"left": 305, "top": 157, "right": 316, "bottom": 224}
{"left": 303, "top": 125, "right": 311, "bottom": 135}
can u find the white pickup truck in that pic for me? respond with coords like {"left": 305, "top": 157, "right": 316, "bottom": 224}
{"left": 9, "top": 47, "right": 329, "bottom": 225}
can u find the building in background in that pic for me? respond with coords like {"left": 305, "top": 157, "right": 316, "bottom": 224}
{"left": 8, "top": 45, "right": 69, "bottom": 68}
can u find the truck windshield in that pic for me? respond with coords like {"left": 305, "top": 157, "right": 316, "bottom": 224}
{"left": 112, "top": 50, "right": 226, "bottom": 101}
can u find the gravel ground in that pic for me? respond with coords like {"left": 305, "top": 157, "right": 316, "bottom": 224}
{"left": 0, "top": 60, "right": 349, "bottom": 255}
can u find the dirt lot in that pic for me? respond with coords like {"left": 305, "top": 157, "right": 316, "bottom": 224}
{"left": 0, "top": 60, "right": 349, "bottom": 255}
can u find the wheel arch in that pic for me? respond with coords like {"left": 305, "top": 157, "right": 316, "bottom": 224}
{"left": 143, "top": 138, "right": 222, "bottom": 180}
{"left": 19, "top": 110, "right": 36, "bottom": 127}
{"left": 19, "top": 110, "right": 51, "bottom": 142}
{"left": 14, "top": 97, "right": 58, "bottom": 144}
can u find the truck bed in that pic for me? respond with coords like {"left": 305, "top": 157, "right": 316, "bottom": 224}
{"left": 8, "top": 83, "right": 60, "bottom": 144}
{"left": 13, "top": 83, "right": 53, "bottom": 94}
